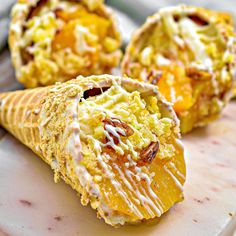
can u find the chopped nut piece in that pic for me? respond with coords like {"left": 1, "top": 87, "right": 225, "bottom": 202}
{"left": 26, "top": 0, "right": 48, "bottom": 20}
{"left": 83, "top": 87, "right": 109, "bottom": 99}
{"left": 147, "top": 70, "right": 163, "bottom": 85}
{"left": 186, "top": 66, "right": 212, "bottom": 80}
{"left": 20, "top": 47, "right": 34, "bottom": 65}
{"left": 103, "top": 118, "right": 134, "bottom": 145}
{"left": 104, "top": 118, "right": 134, "bottom": 137}
{"left": 187, "top": 14, "right": 208, "bottom": 26}
{"left": 138, "top": 141, "right": 160, "bottom": 166}
{"left": 54, "top": 7, "right": 63, "bottom": 19}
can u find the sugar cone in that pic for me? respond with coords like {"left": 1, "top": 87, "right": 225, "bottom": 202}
{"left": 0, "top": 75, "right": 186, "bottom": 226}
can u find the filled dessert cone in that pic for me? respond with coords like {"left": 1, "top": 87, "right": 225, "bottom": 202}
{"left": 9, "top": 0, "right": 122, "bottom": 88}
{"left": 122, "top": 5, "right": 236, "bottom": 133}
{"left": 0, "top": 75, "right": 186, "bottom": 226}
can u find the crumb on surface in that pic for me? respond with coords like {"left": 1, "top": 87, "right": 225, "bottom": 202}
{"left": 54, "top": 216, "right": 63, "bottom": 221}
{"left": 19, "top": 199, "right": 32, "bottom": 207}
{"left": 193, "top": 198, "right": 204, "bottom": 204}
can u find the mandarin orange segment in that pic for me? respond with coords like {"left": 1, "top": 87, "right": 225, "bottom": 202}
{"left": 98, "top": 138, "right": 185, "bottom": 221}
{"left": 55, "top": 6, "right": 110, "bottom": 39}
{"left": 79, "top": 15, "right": 110, "bottom": 40}
{"left": 52, "top": 12, "right": 110, "bottom": 52}
{"left": 52, "top": 20, "right": 77, "bottom": 52}
{"left": 157, "top": 65, "right": 193, "bottom": 113}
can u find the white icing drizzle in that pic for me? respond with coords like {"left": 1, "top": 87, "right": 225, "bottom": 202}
{"left": 33, "top": 108, "right": 41, "bottom": 114}
{"left": 224, "top": 37, "right": 236, "bottom": 78}
{"left": 170, "top": 86, "right": 176, "bottom": 104}
{"left": 125, "top": 169, "right": 155, "bottom": 216}
{"left": 51, "top": 159, "right": 59, "bottom": 170}
{"left": 140, "top": 186, "right": 163, "bottom": 215}
{"left": 135, "top": 166, "right": 164, "bottom": 211}
{"left": 94, "top": 147, "right": 143, "bottom": 217}
{"left": 11, "top": 3, "right": 28, "bottom": 17}
{"left": 127, "top": 154, "right": 136, "bottom": 166}
{"left": 50, "top": 83, "right": 82, "bottom": 93}
{"left": 105, "top": 124, "right": 126, "bottom": 136}
{"left": 168, "top": 162, "right": 185, "bottom": 180}
{"left": 67, "top": 94, "right": 83, "bottom": 161}
{"left": 74, "top": 25, "right": 97, "bottom": 54}
{"left": 112, "top": 153, "right": 164, "bottom": 216}
{"left": 164, "top": 165, "right": 184, "bottom": 191}
{"left": 157, "top": 6, "right": 218, "bottom": 79}
{"left": 0, "top": 98, "right": 7, "bottom": 124}
{"left": 175, "top": 138, "right": 185, "bottom": 151}
{"left": 66, "top": 93, "right": 101, "bottom": 199}
{"left": 82, "top": 0, "right": 103, "bottom": 11}
{"left": 40, "top": 114, "right": 53, "bottom": 127}
{"left": 126, "top": 168, "right": 163, "bottom": 217}
{"left": 173, "top": 35, "right": 185, "bottom": 48}
{"left": 39, "top": 85, "right": 82, "bottom": 131}
{"left": 126, "top": 140, "right": 138, "bottom": 158}
{"left": 113, "top": 164, "right": 133, "bottom": 192}
{"left": 76, "top": 165, "right": 92, "bottom": 188}
{"left": 179, "top": 18, "right": 213, "bottom": 71}
{"left": 113, "top": 163, "right": 142, "bottom": 217}
{"left": 155, "top": 54, "right": 171, "bottom": 66}
{"left": 10, "top": 22, "right": 22, "bottom": 35}
{"left": 103, "top": 129, "right": 124, "bottom": 155}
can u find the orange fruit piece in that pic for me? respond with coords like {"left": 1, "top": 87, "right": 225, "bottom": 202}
{"left": 98, "top": 138, "right": 186, "bottom": 220}
{"left": 52, "top": 20, "right": 78, "bottom": 52}
{"left": 52, "top": 7, "right": 110, "bottom": 52}
{"left": 54, "top": 5, "right": 88, "bottom": 22}
{"left": 157, "top": 65, "right": 193, "bottom": 113}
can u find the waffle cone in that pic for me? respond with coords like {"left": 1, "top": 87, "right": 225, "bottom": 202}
{"left": 0, "top": 87, "right": 48, "bottom": 158}
{"left": 0, "top": 75, "right": 186, "bottom": 226}
{"left": 122, "top": 5, "right": 236, "bottom": 133}
{"left": 0, "top": 83, "right": 87, "bottom": 200}
{"left": 9, "top": 0, "right": 122, "bottom": 88}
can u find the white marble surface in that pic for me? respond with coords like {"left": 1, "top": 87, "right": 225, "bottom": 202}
{"left": 0, "top": 102, "right": 235, "bottom": 236}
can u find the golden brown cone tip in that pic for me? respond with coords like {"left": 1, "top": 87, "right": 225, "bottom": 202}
{"left": 9, "top": 0, "right": 122, "bottom": 88}
{"left": 122, "top": 5, "right": 236, "bottom": 133}
{"left": 0, "top": 75, "right": 186, "bottom": 226}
